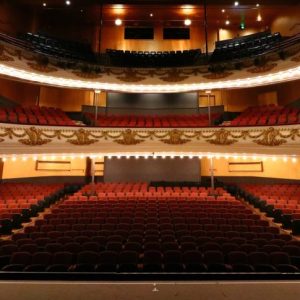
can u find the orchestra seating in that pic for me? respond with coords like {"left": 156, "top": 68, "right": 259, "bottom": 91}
{"left": 1, "top": 182, "right": 299, "bottom": 273}
{"left": 229, "top": 105, "right": 300, "bottom": 126}
{"left": 0, "top": 183, "right": 67, "bottom": 234}
{"left": 233, "top": 184, "right": 300, "bottom": 235}
{"left": 83, "top": 113, "right": 221, "bottom": 127}
{"left": 106, "top": 49, "right": 202, "bottom": 67}
{"left": 0, "top": 106, "right": 76, "bottom": 126}
{"left": 210, "top": 31, "right": 282, "bottom": 62}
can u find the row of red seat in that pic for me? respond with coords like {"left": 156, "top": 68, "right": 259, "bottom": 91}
{"left": 230, "top": 105, "right": 300, "bottom": 126}
{"left": 240, "top": 184, "right": 300, "bottom": 218}
{"left": 0, "top": 105, "right": 75, "bottom": 126}
{"left": 84, "top": 113, "right": 221, "bottom": 128}
{"left": 0, "top": 183, "right": 64, "bottom": 228}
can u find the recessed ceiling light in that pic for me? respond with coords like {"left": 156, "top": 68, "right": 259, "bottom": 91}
{"left": 225, "top": 20, "right": 230, "bottom": 25}
{"left": 234, "top": 1, "right": 239, "bottom": 6}
{"left": 222, "top": 9, "right": 225, "bottom": 13}
{"left": 184, "top": 19, "right": 192, "bottom": 26}
{"left": 65, "top": 0, "right": 71, "bottom": 6}
{"left": 42, "top": 2, "right": 47, "bottom": 6}
{"left": 150, "top": 13, "right": 153, "bottom": 17}
{"left": 256, "top": 3, "right": 260, "bottom": 7}
{"left": 115, "top": 18, "right": 122, "bottom": 26}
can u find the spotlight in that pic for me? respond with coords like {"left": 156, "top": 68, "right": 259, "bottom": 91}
{"left": 65, "top": 0, "right": 71, "bottom": 5}
{"left": 234, "top": 1, "right": 239, "bottom": 6}
{"left": 225, "top": 20, "right": 230, "bottom": 25}
{"left": 256, "top": 3, "right": 260, "bottom": 7}
{"left": 115, "top": 18, "right": 122, "bottom": 26}
{"left": 43, "top": 2, "right": 47, "bottom": 7}
{"left": 150, "top": 13, "right": 153, "bottom": 17}
{"left": 221, "top": 9, "right": 225, "bottom": 13}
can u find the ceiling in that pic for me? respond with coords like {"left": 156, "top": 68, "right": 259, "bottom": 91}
{"left": 8, "top": 0, "right": 300, "bottom": 30}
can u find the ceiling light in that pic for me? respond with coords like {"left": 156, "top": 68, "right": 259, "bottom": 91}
{"left": 150, "top": 13, "right": 153, "bottom": 17}
{"left": 225, "top": 20, "right": 230, "bottom": 25}
{"left": 115, "top": 18, "right": 122, "bottom": 26}
{"left": 256, "top": 3, "right": 260, "bottom": 7}
{"left": 222, "top": 9, "right": 225, "bottom": 13}
{"left": 43, "top": 2, "right": 47, "bottom": 7}
{"left": 184, "top": 19, "right": 192, "bottom": 26}
{"left": 65, "top": 0, "right": 71, "bottom": 5}
{"left": 234, "top": 1, "right": 239, "bottom": 6}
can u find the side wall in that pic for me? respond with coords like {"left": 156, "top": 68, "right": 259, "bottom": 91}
{"left": 201, "top": 158, "right": 300, "bottom": 181}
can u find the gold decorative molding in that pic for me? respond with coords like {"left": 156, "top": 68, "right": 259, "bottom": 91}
{"left": 205, "top": 128, "right": 238, "bottom": 145}
{"left": 247, "top": 63, "right": 277, "bottom": 74}
{"left": 66, "top": 128, "right": 98, "bottom": 145}
{"left": 160, "top": 129, "right": 191, "bottom": 144}
{"left": 114, "top": 129, "right": 144, "bottom": 145}
{"left": 252, "top": 127, "right": 287, "bottom": 146}
{"left": 0, "top": 125, "right": 300, "bottom": 151}
{"left": 27, "top": 62, "right": 57, "bottom": 73}
{"left": 203, "top": 72, "right": 233, "bottom": 80}
{"left": 18, "top": 127, "right": 52, "bottom": 146}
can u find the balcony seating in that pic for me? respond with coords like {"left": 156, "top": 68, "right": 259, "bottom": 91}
{"left": 0, "top": 106, "right": 76, "bottom": 126}
{"left": 0, "top": 182, "right": 297, "bottom": 273}
{"left": 106, "top": 49, "right": 202, "bottom": 68}
{"left": 235, "top": 184, "right": 300, "bottom": 235}
{"left": 0, "top": 183, "right": 66, "bottom": 234}
{"left": 83, "top": 113, "right": 221, "bottom": 128}
{"left": 229, "top": 105, "right": 300, "bottom": 126}
{"left": 18, "top": 32, "right": 95, "bottom": 63}
{"left": 210, "top": 31, "right": 282, "bottom": 62}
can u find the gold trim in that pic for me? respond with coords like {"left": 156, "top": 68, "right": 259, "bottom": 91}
{"left": 0, "top": 125, "right": 299, "bottom": 148}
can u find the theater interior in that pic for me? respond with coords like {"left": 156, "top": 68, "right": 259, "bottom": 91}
{"left": 0, "top": 0, "right": 300, "bottom": 299}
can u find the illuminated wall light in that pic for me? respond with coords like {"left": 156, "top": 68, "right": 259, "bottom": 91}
{"left": 70, "top": 155, "right": 75, "bottom": 160}
{"left": 61, "top": 155, "right": 66, "bottom": 160}
{"left": 292, "top": 157, "right": 297, "bottom": 163}
{"left": 234, "top": 1, "right": 239, "bottom": 6}
{"left": 42, "top": 155, "right": 46, "bottom": 160}
{"left": 33, "top": 156, "right": 37, "bottom": 161}
{"left": 188, "top": 155, "right": 193, "bottom": 159}
{"left": 262, "top": 156, "right": 267, "bottom": 161}
{"left": 117, "top": 155, "right": 121, "bottom": 159}
{"left": 180, "top": 155, "right": 184, "bottom": 159}
{"left": 126, "top": 155, "right": 130, "bottom": 159}
{"left": 115, "top": 19, "right": 122, "bottom": 26}
{"left": 170, "top": 155, "right": 175, "bottom": 159}
{"left": 12, "top": 156, "right": 16, "bottom": 162}
{"left": 283, "top": 157, "right": 288, "bottom": 162}
{"left": 184, "top": 19, "right": 192, "bottom": 26}
{"left": 252, "top": 156, "right": 257, "bottom": 160}
{"left": 257, "top": 13, "right": 262, "bottom": 22}
{"left": 22, "top": 156, "right": 27, "bottom": 161}
{"left": 80, "top": 154, "right": 85, "bottom": 159}
{"left": 135, "top": 155, "right": 139, "bottom": 159}
{"left": 107, "top": 155, "right": 112, "bottom": 159}
{"left": 272, "top": 156, "right": 277, "bottom": 162}
{"left": 144, "top": 155, "right": 149, "bottom": 159}
{"left": 2, "top": 157, "right": 7, "bottom": 162}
